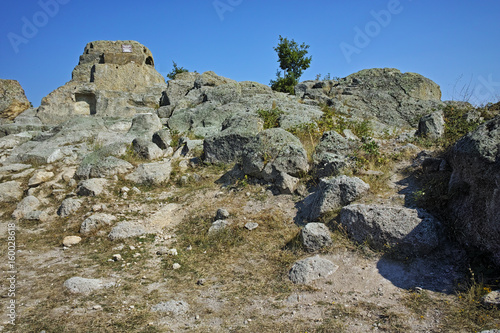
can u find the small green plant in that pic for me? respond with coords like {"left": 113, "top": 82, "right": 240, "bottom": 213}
{"left": 166, "top": 61, "right": 188, "bottom": 80}
{"left": 169, "top": 129, "right": 181, "bottom": 149}
{"left": 360, "top": 137, "right": 380, "bottom": 156}
{"left": 257, "top": 107, "right": 284, "bottom": 129}
{"left": 236, "top": 174, "right": 249, "bottom": 188}
{"left": 120, "top": 143, "right": 142, "bottom": 164}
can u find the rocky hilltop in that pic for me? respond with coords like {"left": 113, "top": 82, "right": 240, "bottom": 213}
{"left": 0, "top": 40, "right": 499, "bottom": 332}
{"left": 37, "top": 40, "right": 167, "bottom": 125}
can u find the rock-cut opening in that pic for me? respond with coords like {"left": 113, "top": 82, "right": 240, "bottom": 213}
{"left": 145, "top": 56, "right": 154, "bottom": 66}
{"left": 75, "top": 93, "right": 97, "bottom": 115}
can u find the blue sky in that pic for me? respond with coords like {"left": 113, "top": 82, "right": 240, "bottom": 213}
{"left": 1, "top": 0, "right": 499, "bottom": 107}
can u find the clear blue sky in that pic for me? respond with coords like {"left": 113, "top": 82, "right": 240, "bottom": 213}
{"left": 1, "top": 0, "right": 499, "bottom": 107}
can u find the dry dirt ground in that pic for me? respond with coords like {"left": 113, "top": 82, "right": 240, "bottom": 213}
{"left": 0, "top": 156, "right": 499, "bottom": 333}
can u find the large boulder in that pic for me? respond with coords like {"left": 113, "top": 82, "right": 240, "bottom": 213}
{"left": 125, "top": 160, "right": 172, "bottom": 185}
{"left": 203, "top": 114, "right": 263, "bottom": 164}
{"left": 313, "top": 131, "right": 358, "bottom": 178}
{"left": 446, "top": 116, "right": 500, "bottom": 265}
{"left": 296, "top": 68, "right": 443, "bottom": 128}
{"left": 241, "top": 128, "right": 309, "bottom": 182}
{"left": 416, "top": 110, "right": 445, "bottom": 139}
{"left": 339, "top": 204, "right": 442, "bottom": 257}
{"left": 36, "top": 40, "right": 167, "bottom": 125}
{"left": 0, "top": 79, "right": 31, "bottom": 120}
{"left": 76, "top": 154, "right": 133, "bottom": 180}
{"left": 300, "top": 176, "right": 370, "bottom": 222}
{"left": 288, "top": 255, "right": 338, "bottom": 284}
{"left": 0, "top": 181, "right": 23, "bottom": 203}
{"left": 301, "top": 223, "right": 333, "bottom": 252}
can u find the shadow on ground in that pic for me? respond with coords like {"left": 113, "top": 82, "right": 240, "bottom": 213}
{"left": 376, "top": 241, "right": 467, "bottom": 294}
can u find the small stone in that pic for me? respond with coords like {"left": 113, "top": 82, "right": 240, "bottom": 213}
{"left": 215, "top": 208, "right": 230, "bottom": 220}
{"left": 112, "top": 254, "right": 123, "bottom": 261}
{"left": 121, "top": 186, "right": 130, "bottom": 193}
{"left": 245, "top": 222, "right": 258, "bottom": 231}
{"left": 63, "top": 236, "right": 82, "bottom": 247}
{"left": 168, "top": 248, "right": 178, "bottom": 256}
{"left": 28, "top": 170, "right": 54, "bottom": 187}
{"left": 482, "top": 290, "right": 500, "bottom": 306}
{"left": 196, "top": 279, "right": 205, "bottom": 286}
{"left": 173, "top": 263, "right": 181, "bottom": 270}
{"left": 131, "top": 187, "right": 141, "bottom": 194}
{"left": 208, "top": 220, "right": 228, "bottom": 234}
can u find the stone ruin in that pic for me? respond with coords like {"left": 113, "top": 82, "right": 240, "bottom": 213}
{"left": 36, "top": 40, "right": 167, "bottom": 125}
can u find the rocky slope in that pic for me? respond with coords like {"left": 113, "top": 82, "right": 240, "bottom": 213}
{"left": 0, "top": 40, "right": 499, "bottom": 332}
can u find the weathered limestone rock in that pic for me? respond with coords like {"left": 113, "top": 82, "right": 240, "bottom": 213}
{"left": 80, "top": 213, "right": 117, "bottom": 234}
{"left": 76, "top": 178, "right": 108, "bottom": 196}
{"left": 289, "top": 255, "right": 338, "bottom": 284}
{"left": 275, "top": 171, "right": 300, "bottom": 195}
{"left": 339, "top": 204, "right": 442, "bottom": 257}
{"left": 36, "top": 40, "right": 167, "bottom": 125}
{"left": 57, "top": 198, "right": 82, "bottom": 217}
{"left": 0, "top": 79, "right": 31, "bottom": 120}
{"left": 125, "top": 160, "right": 172, "bottom": 185}
{"left": 12, "top": 195, "right": 40, "bottom": 220}
{"left": 203, "top": 115, "right": 263, "bottom": 164}
{"left": 300, "top": 176, "right": 370, "bottom": 222}
{"left": 447, "top": 116, "right": 500, "bottom": 265}
{"left": 215, "top": 208, "right": 230, "bottom": 220}
{"left": 152, "top": 129, "right": 172, "bottom": 149}
{"left": 416, "top": 110, "right": 445, "bottom": 139}
{"left": 313, "top": 131, "right": 358, "bottom": 178}
{"left": 132, "top": 137, "right": 163, "bottom": 160}
{"left": 301, "top": 223, "right": 333, "bottom": 252}
{"left": 0, "top": 181, "right": 23, "bottom": 203}
{"left": 76, "top": 154, "right": 133, "bottom": 180}
{"left": 63, "top": 236, "right": 82, "bottom": 247}
{"left": 242, "top": 128, "right": 309, "bottom": 182}
{"left": 63, "top": 277, "right": 115, "bottom": 294}
{"left": 208, "top": 220, "right": 229, "bottom": 234}
{"left": 482, "top": 290, "right": 500, "bottom": 307}
{"left": 108, "top": 221, "right": 147, "bottom": 240}
{"left": 296, "top": 68, "right": 443, "bottom": 128}
{"left": 28, "top": 170, "right": 54, "bottom": 187}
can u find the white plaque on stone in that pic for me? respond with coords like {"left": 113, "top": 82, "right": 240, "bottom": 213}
{"left": 122, "top": 44, "right": 132, "bottom": 53}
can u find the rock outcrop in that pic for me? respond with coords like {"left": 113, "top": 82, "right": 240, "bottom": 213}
{"left": 36, "top": 41, "right": 167, "bottom": 125}
{"left": 339, "top": 204, "right": 442, "bottom": 257}
{"left": 0, "top": 79, "right": 31, "bottom": 120}
{"left": 447, "top": 115, "right": 500, "bottom": 265}
{"left": 295, "top": 68, "right": 443, "bottom": 128}
{"left": 241, "top": 128, "right": 309, "bottom": 182}
{"left": 299, "top": 176, "right": 370, "bottom": 222}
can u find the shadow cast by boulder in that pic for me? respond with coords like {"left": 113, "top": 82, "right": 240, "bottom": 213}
{"left": 376, "top": 240, "right": 467, "bottom": 294}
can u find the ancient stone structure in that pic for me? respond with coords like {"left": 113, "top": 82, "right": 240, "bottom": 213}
{"left": 36, "top": 40, "right": 167, "bottom": 124}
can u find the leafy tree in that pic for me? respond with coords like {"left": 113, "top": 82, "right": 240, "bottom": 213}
{"left": 166, "top": 61, "right": 188, "bottom": 80}
{"left": 270, "top": 35, "right": 312, "bottom": 94}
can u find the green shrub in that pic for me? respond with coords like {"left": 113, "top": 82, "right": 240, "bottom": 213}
{"left": 166, "top": 61, "right": 188, "bottom": 80}
{"left": 257, "top": 107, "right": 284, "bottom": 129}
{"left": 442, "top": 104, "right": 482, "bottom": 145}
